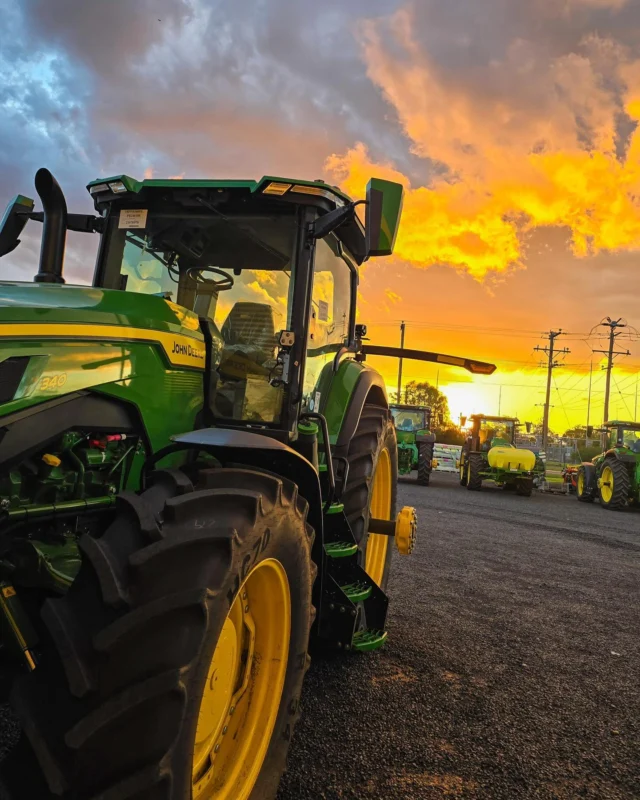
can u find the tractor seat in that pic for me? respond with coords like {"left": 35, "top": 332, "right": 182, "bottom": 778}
{"left": 221, "top": 302, "right": 277, "bottom": 361}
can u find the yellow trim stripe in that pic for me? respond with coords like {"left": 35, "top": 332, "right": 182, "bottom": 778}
{"left": 0, "top": 323, "right": 206, "bottom": 370}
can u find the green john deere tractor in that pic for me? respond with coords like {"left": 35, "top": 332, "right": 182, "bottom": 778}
{"left": 0, "top": 168, "right": 496, "bottom": 799}
{"left": 459, "top": 414, "right": 537, "bottom": 496}
{"left": 390, "top": 405, "right": 436, "bottom": 485}
{"left": 576, "top": 420, "right": 640, "bottom": 510}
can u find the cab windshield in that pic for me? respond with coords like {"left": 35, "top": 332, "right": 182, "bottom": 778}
{"left": 619, "top": 428, "right": 640, "bottom": 452}
{"left": 479, "top": 419, "right": 515, "bottom": 449}
{"left": 392, "top": 409, "right": 426, "bottom": 432}
{"left": 111, "top": 206, "right": 298, "bottom": 425}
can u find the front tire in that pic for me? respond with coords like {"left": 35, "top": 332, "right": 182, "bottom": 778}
{"left": 576, "top": 465, "right": 595, "bottom": 503}
{"left": 599, "top": 458, "right": 630, "bottom": 511}
{"left": 12, "top": 468, "right": 315, "bottom": 800}
{"left": 515, "top": 478, "right": 533, "bottom": 497}
{"left": 343, "top": 404, "right": 398, "bottom": 590}
{"left": 417, "top": 443, "right": 433, "bottom": 486}
{"left": 466, "top": 453, "right": 483, "bottom": 491}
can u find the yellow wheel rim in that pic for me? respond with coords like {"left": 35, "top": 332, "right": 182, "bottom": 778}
{"left": 577, "top": 472, "right": 584, "bottom": 495}
{"left": 366, "top": 447, "right": 392, "bottom": 586}
{"left": 192, "top": 558, "right": 291, "bottom": 800}
{"left": 600, "top": 466, "right": 614, "bottom": 503}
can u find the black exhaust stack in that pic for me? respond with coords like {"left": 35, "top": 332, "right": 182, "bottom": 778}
{"left": 34, "top": 168, "right": 66, "bottom": 284}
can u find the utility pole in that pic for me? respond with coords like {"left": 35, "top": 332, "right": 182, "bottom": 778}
{"left": 534, "top": 330, "right": 570, "bottom": 453}
{"left": 635, "top": 376, "right": 638, "bottom": 423}
{"left": 592, "top": 317, "right": 630, "bottom": 424}
{"left": 586, "top": 361, "right": 592, "bottom": 431}
{"left": 498, "top": 385, "right": 502, "bottom": 415}
{"left": 397, "top": 320, "right": 405, "bottom": 403}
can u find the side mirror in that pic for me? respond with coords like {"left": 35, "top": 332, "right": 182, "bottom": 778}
{"left": 525, "top": 421, "right": 532, "bottom": 433}
{"left": 586, "top": 425, "right": 593, "bottom": 437}
{"left": 0, "top": 194, "right": 34, "bottom": 257}
{"left": 460, "top": 415, "right": 467, "bottom": 427}
{"left": 365, "top": 178, "right": 403, "bottom": 258}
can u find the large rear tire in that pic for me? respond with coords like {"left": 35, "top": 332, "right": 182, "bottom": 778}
{"left": 342, "top": 404, "right": 398, "bottom": 591}
{"left": 599, "top": 457, "right": 630, "bottom": 511}
{"left": 466, "top": 453, "right": 483, "bottom": 491}
{"left": 11, "top": 467, "right": 315, "bottom": 800}
{"left": 417, "top": 443, "right": 433, "bottom": 486}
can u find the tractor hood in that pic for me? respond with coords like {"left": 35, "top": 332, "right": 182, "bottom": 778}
{"left": 0, "top": 282, "right": 201, "bottom": 336}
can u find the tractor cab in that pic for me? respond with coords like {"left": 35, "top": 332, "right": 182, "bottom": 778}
{"left": 390, "top": 404, "right": 432, "bottom": 435}
{"left": 468, "top": 415, "right": 518, "bottom": 452}
{"left": 602, "top": 421, "right": 640, "bottom": 454}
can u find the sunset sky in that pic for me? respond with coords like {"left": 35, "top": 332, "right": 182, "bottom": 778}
{"left": 3, "top": 0, "right": 640, "bottom": 431}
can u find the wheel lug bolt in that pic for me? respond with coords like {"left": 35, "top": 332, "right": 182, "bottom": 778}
{"left": 244, "top": 605, "right": 249, "bottom": 612}
{"left": 214, "top": 744, "right": 220, "bottom": 753}
{"left": 229, "top": 706, "right": 235, "bottom": 715}
{"left": 222, "top": 726, "right": 228, "bottom": 735}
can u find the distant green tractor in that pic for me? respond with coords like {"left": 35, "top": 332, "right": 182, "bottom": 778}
{"left": 390, "top": 405, "right": 436, "bottom": 485}
{"left": 459, "top": 415, "right": 536, "bottom": 496}
{"left": 576, "top": 420, "right": 640, "bottom": 510}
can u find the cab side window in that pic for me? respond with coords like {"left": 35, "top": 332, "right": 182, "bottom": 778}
{"left": 302, "top": 237, "right": 352, "bottom": 411}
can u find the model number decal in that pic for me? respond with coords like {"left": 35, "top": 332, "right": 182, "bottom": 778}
{"left": 40, "top": 373, "right": 67, "bottom": 391}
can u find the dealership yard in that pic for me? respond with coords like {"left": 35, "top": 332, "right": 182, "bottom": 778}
{"left": 278, "top": 474, "right": 640, "bottom": 800}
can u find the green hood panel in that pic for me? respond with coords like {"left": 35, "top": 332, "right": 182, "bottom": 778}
{"left": 0, "top": 282, "right": 201, "bottom": 336}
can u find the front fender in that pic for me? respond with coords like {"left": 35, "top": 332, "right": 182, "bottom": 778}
{"left": 317, "top": 359, "right": 389, "bottom": 460}
{"left": 167, "top": 427, "right": 323, "bottom": 543}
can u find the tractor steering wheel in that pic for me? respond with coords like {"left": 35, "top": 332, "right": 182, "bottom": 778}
{"left": 185, "top": 266, "right": 234, "bottom": 291}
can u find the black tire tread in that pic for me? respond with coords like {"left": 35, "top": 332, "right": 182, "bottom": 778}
{"left": 600, "top": 457, "right": 630, "bottom": 511}
{"left": 12, "top": 467, "right": 314, "bottom": 800}
{"left": 515, "top": 478, "right": 533, "bottom": 497}
{"left": 576, "top": 465, "right": 595, "bottom": 503}
{"left": 417, "top": 442, "right": 433, "bottom": 486}
{"left": 341, "top": 403, "right": 397, "bottom": 587}
{"left": 466, "top": 453, "right": 483, "bottom": 491}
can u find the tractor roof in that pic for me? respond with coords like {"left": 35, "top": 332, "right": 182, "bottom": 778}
{"left": 86, "top": 174, "right": 352, "bottom": 209}
{"left": 470, "top": 414, "right": 519, "bottom": 423}
{"left": 604, "top": 420, "right": 640, "bottom": 430}
{"left": 86, "top": 174, "right": 370, "bottom": 263}
{"left": 390, "top": 404, "right": 431, "bottom": 411}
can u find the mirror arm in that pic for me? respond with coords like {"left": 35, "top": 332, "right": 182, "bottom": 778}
{"left": 18, "top": 211, "right": 104, "bottom": 234}
{"left": 309, "top": 199, "right": 366, "bottom": 241}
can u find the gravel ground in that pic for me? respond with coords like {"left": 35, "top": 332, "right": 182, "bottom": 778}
{"left": 277, "top": 474, "right": 640, "bottom": 800}
{"left": 0, "top": 474, "right": 638, "bottom": 799}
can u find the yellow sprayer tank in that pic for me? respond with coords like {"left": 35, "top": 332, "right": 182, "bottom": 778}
{"left": 487, "top": 446, "right": 536, "bottom": 472}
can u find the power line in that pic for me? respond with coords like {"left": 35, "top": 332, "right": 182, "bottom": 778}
{"left": 611, "top": 374, "right": 634, "bottom": 420}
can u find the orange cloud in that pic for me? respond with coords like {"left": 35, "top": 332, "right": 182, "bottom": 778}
{"left": 325, "top": 8, "right": 640, "bottom": 280}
